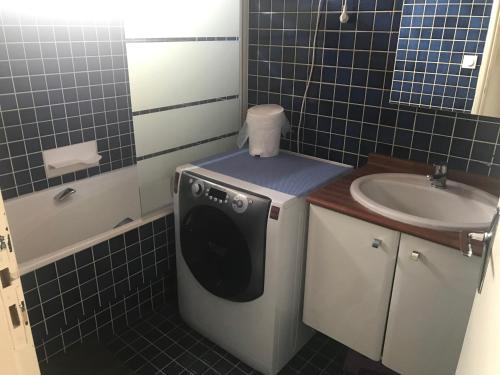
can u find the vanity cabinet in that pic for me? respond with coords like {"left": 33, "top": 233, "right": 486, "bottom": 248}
{"left": 303, "top": 205, "right": 400, "bottom": 361}
{"left": 382, "top": 234, "right": 481, "bottom": 375}
{"left": 303, "top": 206, "right": 483, "bottom": 375}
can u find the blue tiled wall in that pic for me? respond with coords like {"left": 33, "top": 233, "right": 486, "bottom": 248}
{"left": 248, "top": 0, "right": 500, "bottom": 177}
{"left": 0, "top": 11, "right": 135, "bottom": 200}
{"left": 391, "top": 0, "right": 493, "bottom": 112}
{"left": 20, "top": 214, "right": 176, "bottom": 362}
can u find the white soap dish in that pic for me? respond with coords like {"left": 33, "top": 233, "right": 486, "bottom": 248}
{"left": 47, "top": 154, "right": 102, "bottom": 170}
{"left": 43, "top": 141, "right": 102, "bottom": 178}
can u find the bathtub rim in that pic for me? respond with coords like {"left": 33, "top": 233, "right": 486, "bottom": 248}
{"left": 18, "top": 205, "right": 173, "bottom": 275}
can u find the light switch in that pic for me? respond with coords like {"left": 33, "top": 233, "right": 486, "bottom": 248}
{"left": 461, "top": 55, "right": 478, "bottom": 69}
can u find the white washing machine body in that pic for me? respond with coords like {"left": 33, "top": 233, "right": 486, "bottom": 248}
{"left": 173, "top": 150, "right": 350, "bottom": 374}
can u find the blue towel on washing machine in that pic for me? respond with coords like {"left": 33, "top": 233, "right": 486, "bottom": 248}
{"left": 193, "top": 148, "right": 350, "bottom": 197}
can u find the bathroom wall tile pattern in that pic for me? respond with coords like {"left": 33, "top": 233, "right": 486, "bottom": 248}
{"left": 131, "top": 95, "right": 240, "bottom": 118}
{"left": 0, "top": 11, "right": 135, "bottom": 200}
{"left": 391, "top": 0, "right": 493, "bottom": 112}
{"left": 248, "top": 0, "right": 500, "bottom": 178}
{"left": 126, "top": 37, "right": 240, "bottom": 44}
{"left": 133, "top": 94, "right": 240, "bottom": 162}
{"left": 20, "top": 214, "right": 176, "bottom": 362}
{"left": 135, "top": 131, "right": 240, "bottom": 162}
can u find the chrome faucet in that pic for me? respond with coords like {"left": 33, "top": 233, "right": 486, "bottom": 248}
{"left": 54, "top": 187, "right": 76, "bottom": 202}
{"left": 427, "top": 162, "right": 447, "bottom": 189}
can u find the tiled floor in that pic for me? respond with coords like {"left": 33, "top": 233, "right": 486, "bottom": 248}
{"left": 105, "top": 304, "right": 262, "bottom": 375}
{"left": 43, "top": 303, "right": 396, "bottom": 375}
{"left": 40, "top": 337, "right": 134, "bottom": 375}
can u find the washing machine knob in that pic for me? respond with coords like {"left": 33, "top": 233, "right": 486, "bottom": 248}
{"left": 232, "top": 194, "right": 248, "bottom": 213}
{"left": 191, "top": 180, "right": 204, "bottom": 197}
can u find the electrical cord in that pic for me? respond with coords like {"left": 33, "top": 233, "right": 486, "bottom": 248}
{"left": 296, "top": 0, "right": 324, "bottom": 153}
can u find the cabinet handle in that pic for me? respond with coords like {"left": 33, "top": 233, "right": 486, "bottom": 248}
{"left": 8, "top": 304, "right": 20, "bottom": 328}
{"left": 410, "top": 251, "right": 421, "bottom": 261}
{"left": 466, "top": 232, "right": 485, "bottom": 258}
{"left": 372, "top": 239, "right": 382, "bottom": 248}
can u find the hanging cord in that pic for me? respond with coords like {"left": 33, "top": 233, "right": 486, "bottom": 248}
{"left": 296, "top": 0, "right": 324, "bottom": 153}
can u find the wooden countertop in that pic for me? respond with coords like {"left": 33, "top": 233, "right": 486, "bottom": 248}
{"left": 307, "top": 154, "right": 500, "bottom": 255}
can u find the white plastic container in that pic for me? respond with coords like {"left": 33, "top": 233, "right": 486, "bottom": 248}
{"left": 237, "top": 104, "right": 290, "bottom": 157}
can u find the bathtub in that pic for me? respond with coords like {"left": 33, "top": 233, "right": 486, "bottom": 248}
{"left": 5, "top": 166, "right": 171, "bottom": 274}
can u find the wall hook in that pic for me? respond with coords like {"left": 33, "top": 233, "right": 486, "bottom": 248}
{"left": 340, "top": 2, "right": 349, "bottom": 24}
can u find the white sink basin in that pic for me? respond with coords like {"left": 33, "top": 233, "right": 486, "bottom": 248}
{"left": 350, "top": 173, "right": 497, "bottom": 231}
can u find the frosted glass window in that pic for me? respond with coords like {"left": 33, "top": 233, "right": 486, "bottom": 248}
{"left": 138, "top": 136, "right": 237, "bottom": 214}
{"left": 127, "top": 41, "right": 240, "bottom": 112}
{"left": 134, "top": 98, "right": 240, "bottom": 157}
{"left": 124, "top": 0, "right": 240, "bottom": 39}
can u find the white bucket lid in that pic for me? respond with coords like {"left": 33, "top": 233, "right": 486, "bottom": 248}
{"left": 247, "top": 104, "right": 284, "bottom": 117}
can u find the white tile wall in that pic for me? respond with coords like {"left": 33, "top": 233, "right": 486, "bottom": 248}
{"left": 126, "top": 1, "right": 242, "bottom": 214}
{"left": 127, "top": 41, "right": 240, "bottom": 112}
{"left": 133, "top": 99, "right": 241, "bottom": 157}
{"left": 138, "top": 136, "right": 237, "bottom": 214}
{"left": 124, "top": 0, "right": 240, "bottom": 39}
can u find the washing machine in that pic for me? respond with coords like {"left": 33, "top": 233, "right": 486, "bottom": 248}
{"left": 173, "top": 149, "right": 350, "bottom": 375}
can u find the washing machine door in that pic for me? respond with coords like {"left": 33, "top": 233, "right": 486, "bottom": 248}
{"left": 181, "top": 205, "right": 253, "bottom": 301}
{"left": 179, "top": 173, "right": 271, "bottom": 302}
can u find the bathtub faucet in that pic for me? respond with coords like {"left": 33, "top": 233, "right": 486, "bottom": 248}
{"left": 54, "top": 187, "right": 76, "bottom": 202}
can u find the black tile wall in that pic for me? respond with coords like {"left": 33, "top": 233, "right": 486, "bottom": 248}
{"left": 248, "top": 0, "right": 500, "bottom": 178}
{"left": 20, "top": 214, "right": 176, "bottom": 363}
{"left": 391, "top": 0, "right": 493, "bottom": 112}
{"left": 0, "top": 11, "right": 135, "bottom": 200}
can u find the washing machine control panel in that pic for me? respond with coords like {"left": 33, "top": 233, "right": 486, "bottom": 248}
{"left": 187, "top": 176, "right": 253, "bottom": 213}
{"left": 208, "top": 187, "right": 227, "bottom": 200}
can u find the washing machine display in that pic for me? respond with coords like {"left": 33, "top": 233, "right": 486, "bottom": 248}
{"left": 207, "top": 187, "right": 227, "bottom": 202}
{"left": 179, "top": 172, "right": 271, "bottom": 302}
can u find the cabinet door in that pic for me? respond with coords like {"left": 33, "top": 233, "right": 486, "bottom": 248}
{"left": 0, "top": 193, "right": 40, "bottom": 375}
{"left": 303, "top": 206, "right": 400, "bottom": 360}
{"left": 383, "top": 234, "right": 481, "bottom": 375}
